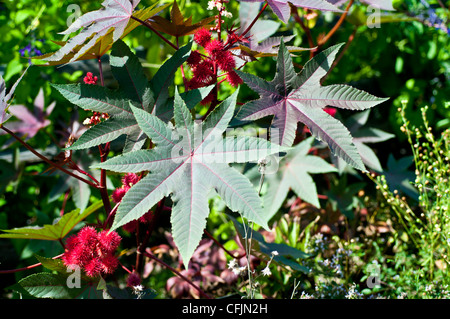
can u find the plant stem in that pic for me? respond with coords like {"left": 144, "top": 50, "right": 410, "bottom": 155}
{"left": 204, "top": 230, "right": 245, "bottom": 258}
{"left": 318, "top": 0, "right": 354, "bottom": 47}
{"left": 135, "top": 198, "right": 165, "bottom": 274}
{"left": 130, "top": 15, "right": 178, "bottom": 50}
{"left": 96, "top": 57, "right": 112, "bottom": 216}
{"left": 240, "top": 2, "right": 269, "bottom": 38}
{"left": 143, "top": 250, "right": 212, "bottom": 299}
{"left": 97, "top": 56, "right": 105, "bottom": 87}
{"left": 0, "top": 253, "right": 64, "bottom": 274}
{"left": 0, "top": 125, "right": 98, "bottom": 188}
{"left": 292, "top": 7, "right": 316, "bottom": 58}
{"left": 320, "top": 26, "right": 358, "bottom": 84}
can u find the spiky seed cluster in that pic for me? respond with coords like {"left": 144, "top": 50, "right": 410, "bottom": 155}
{"left": 187, "top": 28, "right": 242, "bottom": 104}
{"left": 111, "top": 173, "right": 153, "bottom": 232}
{"left": 62, "top": 226, "right": 121, "bottom": 277}
{"left": 83, "top": 72, "right": 98, "bottom": 84}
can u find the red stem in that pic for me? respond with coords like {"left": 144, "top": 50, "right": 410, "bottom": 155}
{"left": 130, "top": 15, "right": 178, "bottom": 50}
{"left": 318, "top": 0, "right": 354, "bottom": 46}
{"left": 0, "top": 254, "right": 64, "bottom": 274}
{"left": 240, "top": 2, "right": 269, "bottom": 39}
{"left": 0, "top": 125, "right": 98, "bottom": 188}
{"left": 204, "top": 230, "right": 245, "bottom": 259}
{"left": 143, "top": 250, "right": 212, "bottom": 299}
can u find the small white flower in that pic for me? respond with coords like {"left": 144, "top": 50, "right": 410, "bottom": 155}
{"left": 228, "top": 259, "right": 238, "bottom": 270}
{"left": 271, "top": 251, "right": 279, "bottom": 256}
{"left": 261, "top": 266, "right": 272, "bottom": 276}
{"left": 133, "top": 284, "right": 144, "bottom": 292}
{"left": 231, "top": 267, "right": 241, "bottom": 275}
{"left": 222, "top": 10, "right": 232, "bottom": 18}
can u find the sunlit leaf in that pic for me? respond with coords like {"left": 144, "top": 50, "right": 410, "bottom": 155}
{"left": 41, "top": 1, "right": 169, "bottom": 64}
{"left": 0, "top": 201, "right": 103, "bottom": 241}
{"left": 236, "top": 40, "right": 388, "bottom": 172}
{"left": 93, "top": 89, "right": 287, "bottom": 267}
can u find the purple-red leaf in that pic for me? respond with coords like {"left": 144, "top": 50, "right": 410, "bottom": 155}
{"left": 236, "top": 40, "right": 388, "bottom": 171}
{"left": 240, "top": 0, "right": 343, "bottom": 23}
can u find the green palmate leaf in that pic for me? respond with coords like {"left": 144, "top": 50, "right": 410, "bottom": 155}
{"left": 383, "top": 154, "right": 419, "bottom": 200}
{"left": 34, "top": 4, "right": 170, "bottom": 66}
{"left": 325, "top": 175, "right": 365, "bottom": 219}
{"left": 93, "top": 88, "right": 287, "bottom": 267}
{"left": 236, "top": 40, "right": 388, "bottom": 172}
{"left": 149, "top": 41, "right": 193, "bottom": 118}
{"left": 228, "top": 215, "right": 310, "bottom": 273}
{"left": 110, "top": 39, "right": 149, "bottom": 104}
{"left": 0, "top": 201, "right": 103, "bottom": 240}
{"left": 19, "top": 273, "right": 80, "bottom": 299}
{"left": 257, "top": 137, "right": 337, "bottom": 221}
{"left": 18, "top": 256, "right": 105, "bottom": 299}
{"left": 43, "top": 1, "right": 169, "bottom": 63}
{"left": 53, "top": 41, "right": 201, "bottom": 152}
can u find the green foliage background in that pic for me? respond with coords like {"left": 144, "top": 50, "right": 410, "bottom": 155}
{"left": 0, "top": 0, "right": 448, "bottom": 299}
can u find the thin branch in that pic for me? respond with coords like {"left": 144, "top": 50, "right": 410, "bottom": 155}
{"left": 143, "top": 250, "right": 212, "bottom": 299}
{"left": 321, "top": 26, "right": 357, "bottom": 84}
{"left": 204, "top": 230, "right": 246, "bottom": 259}
{"left": 96, "top": 57, "right": 112, "bottom": 217}
{"left": 318, "top": 0, "right": 354, "bottom": 47}
{"left": 97, "top": 56, "right": 105, "bottom": 87}
{"left": 136, "top": 198, "right": 165, "bottom": 274}
{"left": 0, "top": 254, "right": 64, "bottom": 274}
{"left": 292, "top": 7, "right": 316, "bottom": 57}
{"left": 240, "top": 2, "right": 269, "bottom": 39}
{"left": 0, "top": 125, "right": 98, "bottom": 188}
{"left": 131, "top": 15, "right": 178, "bottom": 50}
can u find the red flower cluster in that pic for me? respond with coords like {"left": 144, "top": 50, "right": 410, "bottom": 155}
{"left": 187, "top": 28, "right": 242, "bottom": 104}
{"left": 83, "top": 72, "right": 98, "bottom": 85}
{"left": 83, "top": 111, "right": 109, "bottom": 126}
{"left": 111, "top": 173, "right": 153, "bottom": 232}
{"left": 82, "top": 72, "right": 109, "bottom": 125}
{"left": 62, "top": 226, "right": 121, "bottom": 277}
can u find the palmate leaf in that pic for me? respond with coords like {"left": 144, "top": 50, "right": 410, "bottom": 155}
{"left": 236, "top": 40, "right": 388, "bottom": 172}
{"left": 239, "top": 0, "right": 342, "bottom": 23}
{"left": 52, "top": 41, "right": 200, "bottom": 152}
{"left": 94, "top": 88, "right": 287, "bottom": 267}
{"left": 237, "top": 35, "right": 313, "bottom": 59}
{"left": 43, "top": 1, "right": 169, "bottom": 64}
{"left": 258, "top": 137, "right": 337, "bottom": 221}
{"left": 149, "top": 0, "right": 215, "bottom": 37}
